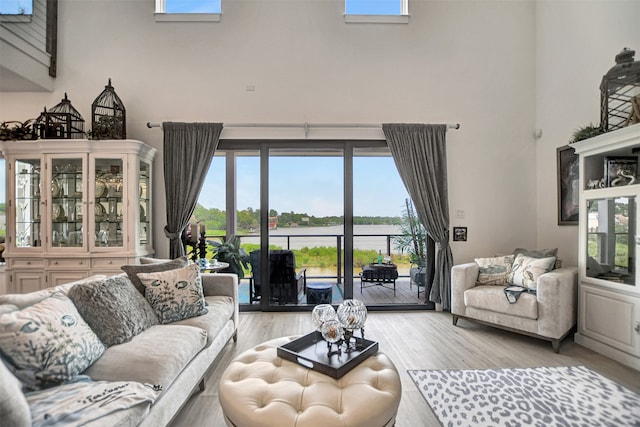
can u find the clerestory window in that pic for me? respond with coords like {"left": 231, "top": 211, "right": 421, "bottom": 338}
{"left": 155, "top": 0, "right": 221, "bottom": 22}
{"left": 0, "top": 0, "right": 32, "bottom": 15}
{"left": 345, "top": 0, "right": 409, "bottom": 24}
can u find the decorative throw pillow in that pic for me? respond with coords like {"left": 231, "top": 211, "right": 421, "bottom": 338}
{"left": 0, "top": 292, "right": 105, "bottom": 386}
{"left": 513, "top": 247, "right": 558, "bottom": 258}
{"left": 121, "top": 256, "right": 189, "bottom": 295}
{"left": 513, "top": 248, "right": 561, "bottom": 269}
{"left": 137, "top": 263, "right": 208, "bottom": 324}
{"left": 474, "top": 255, "right": 515, "bottom": 285}
{"left": 507, "top": 254, "right": 557, "bottom": 290}
{"left": 67, "top": 275, "right": 159, "bottom": 346}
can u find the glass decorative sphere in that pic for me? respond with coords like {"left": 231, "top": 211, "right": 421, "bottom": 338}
{"left": 311, "top": 304, "right": 336, "bottom": 331}
{"left": 337, "top": 299, "right": 367, "bottom": 331}
{"left": 321, "top": 319, "right": 344, "bottom": 343}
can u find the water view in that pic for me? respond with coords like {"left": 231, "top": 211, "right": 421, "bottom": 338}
{"left": 241, "top": 224, "right": 402, "bottom": 251}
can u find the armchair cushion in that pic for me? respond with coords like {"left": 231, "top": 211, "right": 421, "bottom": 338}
{"left": 464, "top": 285, "right": 538, "bottom": 320}
{"left": 474, "top": 255, "right": 514, "bottom": 285}
{"left": 507, "top": 254, "right": 556, "bottom": 290}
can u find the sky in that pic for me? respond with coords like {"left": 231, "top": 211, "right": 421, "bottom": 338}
{"left": 162, "top": 0, "right": 401, "bottom": 15}
{"left": 198, "top": 155, "right": 410, "bottom": 218}
{"left": 0, "top": 0, "right": 31, "bottom": 14}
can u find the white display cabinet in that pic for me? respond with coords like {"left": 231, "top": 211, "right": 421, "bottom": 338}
{"left": 0, "top": 139, "right": 156, "bottom": 292}
{"left": 572, "top": 124, "right": 640, "bottom": 370}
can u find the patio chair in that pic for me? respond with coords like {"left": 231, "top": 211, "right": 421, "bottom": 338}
{"left": 248, "top": 250, "right": 307, "bottom": 304}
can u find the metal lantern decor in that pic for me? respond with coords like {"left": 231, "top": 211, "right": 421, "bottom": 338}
{"left": 600, "top": 47, "right": 640, "bottom": 131}
{"left": 35, "top": 93, "right": 85, "bottom": 139}
{"left": 91, "top": 78, "right": 126, "bottom": 139}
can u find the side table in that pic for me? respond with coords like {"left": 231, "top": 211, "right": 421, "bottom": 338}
{"left": 306, "top": 282, "right": 332, "bottom": 304}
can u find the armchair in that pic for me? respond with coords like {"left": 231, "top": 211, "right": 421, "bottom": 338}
{"left": 248, "top": 250, "right": 306, "bottom": 304}
{"left": 451, "top": 260, "right": 577, "bottom": 353}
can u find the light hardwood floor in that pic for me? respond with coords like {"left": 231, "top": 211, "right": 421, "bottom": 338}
{"left": 170, "top": 311, "right": 640, "bottom": 427}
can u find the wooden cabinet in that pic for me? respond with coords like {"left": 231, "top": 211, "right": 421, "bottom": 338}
{"left": 572, "top": 124, "right": 640, "bottom": 370}
{"left": 0, "top": 139, "right": 156, "bottom": 292}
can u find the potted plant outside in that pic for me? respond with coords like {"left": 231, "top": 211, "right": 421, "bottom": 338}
{"left": 393, "top": 199, "right": 428, "bottom": 292}
{"left": 209, "top": 235, "right": 250, "bottom": 279}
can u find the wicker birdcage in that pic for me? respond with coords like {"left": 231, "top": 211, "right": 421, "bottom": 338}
{"left": 600, "top": 47, "right": 640, "bottom": 131}
{"left": 35, "top": 93, "right": 85, "bottom": 139}
{"left": 91, "top": 78, "right": 126, "bottom": 139}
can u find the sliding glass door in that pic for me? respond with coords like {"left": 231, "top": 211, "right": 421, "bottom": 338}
{"left": 266, "top": 147, "right": 344, "bottom": 309}
{"left": 198, "top": 139, "right": 434, "bottom": 311}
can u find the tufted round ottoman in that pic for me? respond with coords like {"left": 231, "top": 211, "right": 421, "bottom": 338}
{"left": 219, "top": 336, "right": 401, "bottom": 427}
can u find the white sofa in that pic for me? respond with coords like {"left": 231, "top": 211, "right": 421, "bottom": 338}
{"left": 451, "top": 262, "right": 578, "bottom": 352}
{"left": 0, "top": 271, "right": 238, "bottom": 426}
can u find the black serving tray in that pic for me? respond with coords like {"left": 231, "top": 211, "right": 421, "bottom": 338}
{"left": 277, "top": 331, "right": 379, "bottom": 379}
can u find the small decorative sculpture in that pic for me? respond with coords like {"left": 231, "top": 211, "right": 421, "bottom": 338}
{"left": 313, "top": 299, "right": 368, "bottom": 357}
{"left": 312, "top": 304, "right": 336, "bottom": 331}
{"left": 587, "top": 179, "right": 605, "bottom": 190}
{"left": 321, "top": 319, "right": 344, "bottom": 357}
{"left": 610, "top": 168, "right": 637, "bottom": 186}
{"left": 337, "top": 299, "right": 367, "bottom": 352}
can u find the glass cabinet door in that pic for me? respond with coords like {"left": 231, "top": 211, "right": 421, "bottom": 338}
{"left": 586, "top": 195, "right": 637, "bottom": 286}
{"left": 50, "top": 157, "right": 85, "bottom": 248}
{"left": 15, "top": 159, "right": 42, "bottom": 248}
{"left": 93, "top": 157, "right": 124, "bottom": 249}
{"left": 138, "top": 160, "right": 151, "bottom": 247}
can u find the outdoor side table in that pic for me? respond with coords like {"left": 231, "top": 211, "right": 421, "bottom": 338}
{"left": 306, "top": 282, "right": 332, "bottom": 304}
{"left": 360, "top": 263, "right": 398, "bottom": 295}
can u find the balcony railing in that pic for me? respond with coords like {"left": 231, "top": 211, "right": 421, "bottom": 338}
{"left": 233, "top": 232, "right": 407, "bottom": 284}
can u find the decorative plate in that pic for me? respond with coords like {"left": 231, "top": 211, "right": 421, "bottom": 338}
{"left": 94, "top": 203, "right": 106, "bottom": 218}
{"left": 139, "top": 181, "right": 147, "bottom": 199}
{"left": 52, "top": 203, "right": 64, "bottom": 220}
{"left": 95, "top": 180, "right": 107, "bottom": 198}
{"left": 52, "top": 179, "right": 61, "bottom": 198}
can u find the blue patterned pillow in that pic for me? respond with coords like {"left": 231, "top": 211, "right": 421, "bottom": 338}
{"left": 475, "top": 255, "right": 515, "bottom": 285}
{"left": 0, "top": 292, "right": 105, "bottom": 386}
{"left": 137, "top": 263, "right": 208, "bottom": 324}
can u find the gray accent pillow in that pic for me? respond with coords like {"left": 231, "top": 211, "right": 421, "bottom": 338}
{"left": 68, "top": 276, "right": 159, "bottom": 346}
{"left": 513, "top": 247, "right": 558, "bottom": 258}
{"left": 121, "top": 256, "right": 189, "bottom": 295}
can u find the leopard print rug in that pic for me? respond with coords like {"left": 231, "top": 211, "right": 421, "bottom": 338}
{"left": 408, "top": 366, "right": 640, "bottom": 426}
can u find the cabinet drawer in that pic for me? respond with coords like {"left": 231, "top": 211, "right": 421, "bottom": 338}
{"left": 48, "top": 258, "right": 90, "bottom": 269}
{"left": 9, "top": 258, "right": 46, "bottom": 269}
{"left": 91, "top": 258, "right": 128, "bottom": 269}
{"left": 48, "top": 271, "right": 90, "bottom": 287}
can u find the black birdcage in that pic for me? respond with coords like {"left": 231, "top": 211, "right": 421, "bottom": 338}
{"left": 35, "top": 93, "right": 85, "bottom": 139}
{"left": 91, "top": 78, "right": 126, "bottom": 139}
{"left": 600, "top": 47, "right": 640, "bottom": 131}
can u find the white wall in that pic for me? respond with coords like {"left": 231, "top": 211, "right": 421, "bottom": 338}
{"left": 0, "top": 0, "right": 584, "bottom": 262}
{"left": 535, "top": 0, "right": 640, "bottom": 266}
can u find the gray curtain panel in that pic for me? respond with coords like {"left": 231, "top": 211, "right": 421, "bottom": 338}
{"left": 382, "top": 123, "right": 453, "bottom": 310}
{"left": 163, "top": 122, "right": 223, "bottom": 258}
